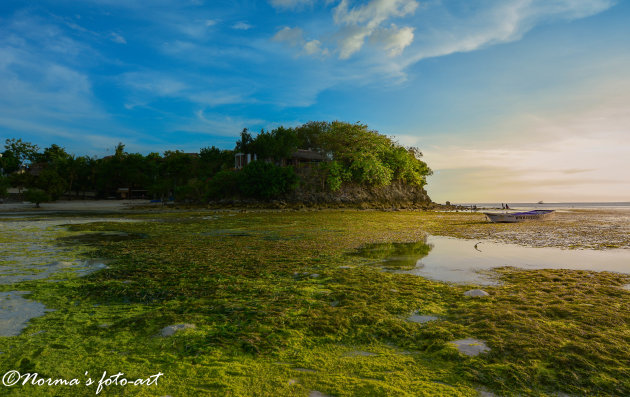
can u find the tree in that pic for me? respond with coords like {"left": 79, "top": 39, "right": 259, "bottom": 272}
{"left": 162, "top": 151, "right": 194, "bottom": 199}
{"left": 317, "top": 161, "right": 350, "bottom": 192}
{"left": 35, "top": 168, "right": 67, "bottom": 200}
{"left": 235, "top": 128, "right": 253, "bottom": 153}
{"left": 37, "top": 144, "right": 70, "bottom": 164}
{"left": 0, "top": 175, "right": 9, "bottom": 199}
{"left": 24, "top": 188, "right": 51, "bottom": 208}
{"left": 199, "top": 146, "right": 233, "bottom": 178}
{"left": 239, "top": 161, "right": 298, "bottom": 199}
{"left": 205, "top": 170, "right": 240, "bottom": 200}
{"left": 4, "top": 138, "right": 39, "bottom": 170}
{"left": 295, "top": 121, "right": 329, "bottom": 150}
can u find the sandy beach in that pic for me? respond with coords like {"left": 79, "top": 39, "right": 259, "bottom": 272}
{"left": 0, "top": 199, "right": 153, "bottom": 213}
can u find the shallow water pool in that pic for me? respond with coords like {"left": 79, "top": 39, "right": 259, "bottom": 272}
{"left": 355, "top": 235, "right": 630, "bottom": 285}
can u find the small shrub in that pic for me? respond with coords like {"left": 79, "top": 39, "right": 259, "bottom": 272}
{"left": 24, "top": 188, "right": 51, "bottom": 208}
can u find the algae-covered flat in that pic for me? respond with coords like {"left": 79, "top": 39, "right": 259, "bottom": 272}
{"left": 0, "top": 209, "right": 628, "bottom": 396}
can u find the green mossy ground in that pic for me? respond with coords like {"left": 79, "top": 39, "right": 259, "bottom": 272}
{"left": 0, "top": 210, "right": 628, "bottom": 396}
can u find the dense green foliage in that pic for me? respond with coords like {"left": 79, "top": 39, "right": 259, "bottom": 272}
{"left": 238, "top": 161, "right": 299, "bottom": 199}
{"left": 0, "top": 121, "right": 431, "bottom": 203}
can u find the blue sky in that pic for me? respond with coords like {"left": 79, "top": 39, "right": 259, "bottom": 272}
{"left": 1, "top": 0, "right": 629, "bottom": 202}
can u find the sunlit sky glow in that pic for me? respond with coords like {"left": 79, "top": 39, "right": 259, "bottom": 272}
{"left": 1, "top": 0, "right": 628, "bottom": 203}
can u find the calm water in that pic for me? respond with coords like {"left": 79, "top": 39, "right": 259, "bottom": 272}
{"left": 456, "top": 202, "right": 630, "bottom": 211}
{"left": 355, "top": 235, "right": 630, "bottom": 285}
{"left": 0, "top": 217, "right": 129, "bottom": 336}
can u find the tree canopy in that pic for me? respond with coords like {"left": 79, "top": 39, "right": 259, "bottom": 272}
{"left": 1, "top": 120, "right": 431, "bottom": 203}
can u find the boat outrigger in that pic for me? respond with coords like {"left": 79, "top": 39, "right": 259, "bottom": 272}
{"left": 484, "top": 209, "right": 555, "bottom": 223}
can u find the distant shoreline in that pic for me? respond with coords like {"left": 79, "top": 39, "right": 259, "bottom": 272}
{"left": 451, "top": 202, "right": 630, "bottom": 210}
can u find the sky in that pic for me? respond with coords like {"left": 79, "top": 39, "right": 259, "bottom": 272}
{"left": 1, "top": 0, "right": 629, "bottom": 203}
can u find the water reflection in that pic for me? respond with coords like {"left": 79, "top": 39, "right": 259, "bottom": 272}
{"left": 0, "top": 217, "right": 129, "bottom": 336}
{"left": 352, "top": 240, "right": 433, "bottom": 270}
{"left": 353, "top": 235, "right": 630, "bottom": 285}
{"left": 0, "top": 291, "right": 55, "bottom": 336}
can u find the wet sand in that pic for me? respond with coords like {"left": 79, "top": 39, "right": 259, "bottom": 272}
{"left": 426, "top": 208, "right": 630, "bottom": 250}
{"left": 0, "top": 199, "right": 153, "bottom": 213}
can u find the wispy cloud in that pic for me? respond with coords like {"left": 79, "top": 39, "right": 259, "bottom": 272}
{"left": 0, "top": 11, "right": 148, "bottom": 153}
{"left": 401, "top": 0, "right": 617, "bottom": 67}
{"left": 109, "top": 32, "right": 127, "bottom": 44}
{"left": 420, "top": 86, "right": 630, "bottom": 202}
{"left": 232, "top": 21, "right": 253, "bottom": 30}
{"left": 120, "top": 70, "right": 251, "bottom": 108}
{"left": 269, "top": 0, "right": 314, "bottom": 10}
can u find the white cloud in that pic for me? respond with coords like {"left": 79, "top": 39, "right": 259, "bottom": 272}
{"left": 109, "top": 32, "right": 127, "bottom": 44}
{"left": 336, "top": 25, "right": 371, "bottom": 59}
{"left": 272, "top": 26, "right": 329, "bottom": 57}
{"left": 370, "top": 24, "right": 414, "bottom": 56}
{"left": 232, "top": 21, "right": 254, "bottom": 30}
{"left": 333, "top": 0, "right": 418, "bottom": 58}
{"left": 272, "top": 0, "right": 418, "bottom": 59}
{"left": 333, "top": 0, "right": 418, "bottom": 28}
{"left": 272, "top": 26, "right": 305, "bottom": 47}
{"left": 304, "top": 39, "right": 327, "bottom": 55}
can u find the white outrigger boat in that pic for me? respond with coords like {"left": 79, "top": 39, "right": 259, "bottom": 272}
{"left": 484, "top": 209, "right": 555, "bottom": 223}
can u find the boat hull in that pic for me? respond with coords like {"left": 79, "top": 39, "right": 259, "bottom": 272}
{"left": 484, "top": 210, "right": 555, "bottom": 223}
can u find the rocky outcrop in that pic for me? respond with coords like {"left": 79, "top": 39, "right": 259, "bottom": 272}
{"left": 288, "top": 181, "right": 432, "bottom": 208}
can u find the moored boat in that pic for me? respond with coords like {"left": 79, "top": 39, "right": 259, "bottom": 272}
{"left": 484, "top": 210, "right": 555, "bottom": 223}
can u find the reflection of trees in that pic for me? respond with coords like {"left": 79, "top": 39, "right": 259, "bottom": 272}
{"left": 354, "top": 240, "right": 434, "bottom": 270}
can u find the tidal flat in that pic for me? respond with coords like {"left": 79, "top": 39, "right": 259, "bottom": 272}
{"left": 0, "top": 209, "right": 628, "bottom": 396}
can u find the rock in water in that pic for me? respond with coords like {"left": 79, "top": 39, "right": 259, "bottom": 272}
{"left": 464, "top": 289, "right": 489, "bottom": 297}
{"left": 407, "top": 313, "right": 439, "bottom": 324}
{"left": 309, "top": 392, "right": 332, "bottom": 397}
{"left": 159, "top": 323, "right": 196, "bottom": 337}
{"left": 450, "top": 338, "right": 490, "bottom": 356}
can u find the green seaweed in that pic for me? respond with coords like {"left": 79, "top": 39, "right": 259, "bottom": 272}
{"left": 0, "top": 210, "right": 628, "bottom": 396}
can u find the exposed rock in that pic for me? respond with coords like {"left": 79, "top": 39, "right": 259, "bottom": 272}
{"left": 477, "top": 388, "right": 497, "bottom": 396}
{"left": 464, "top": 289, "right": 489, "bottom": 297}
{"left": 450, "top": 338, "right": 490, "bottom": 356}
{"left": 407, "top": 313, "right": 439, "bottom": 324}
{"left": 158, "top": 323, "right": 196, "bottom": 337}
{"left": 309, "top": 391, "right": 332, "bottom": 397}
{"left": 621, "top": 284, "right": 630, "bottom": 291}
{"left": 292, "top": 368, "right": 317, "bottom": 373}
{"left": 344, "top": 351, "right": 378, "bottom": 357}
